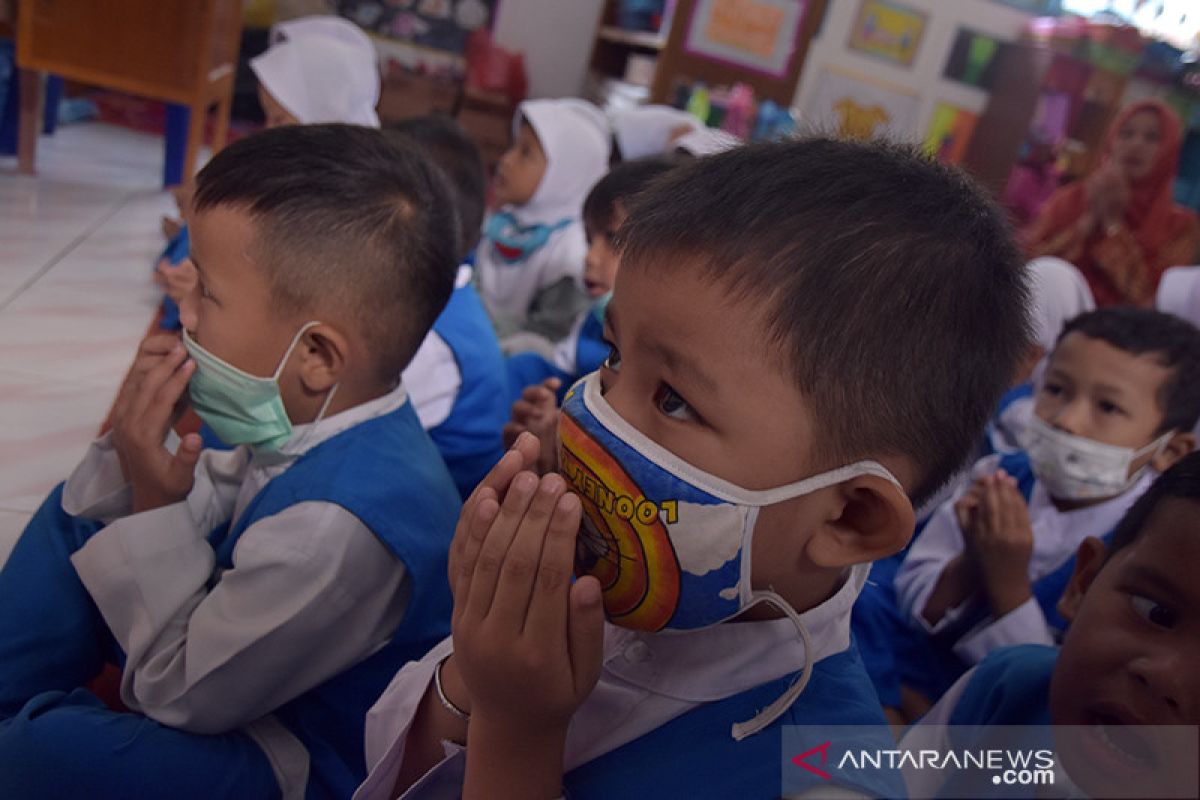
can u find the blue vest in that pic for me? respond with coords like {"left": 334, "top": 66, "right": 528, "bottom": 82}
{"left": 157, "top": 226, "right": 190, "bottom": 331}
{"left": 934, "top": 645, "right": 1056, "bottom": 799}
{"left": 562, "top": 644, "right": 905, "bottom": 799}
{"left": 209, "top": 402, "right": 460, "bottom": 800}
{"left": 572, "top": 310, "right": 607, "bottom": 381}
{"left": 426, "top": 284, "right": 510, "bottom": 499}
{"left": 504, "top": 305, "right": 608, "bottom": 406}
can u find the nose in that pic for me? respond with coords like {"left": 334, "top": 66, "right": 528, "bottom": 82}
{"left": 1129, "top": 649, "right": 1185, "bottom": 717}
{"left": 584, "top": 239, "right": 602, "bottom": 273}
{"left": 1049, "top": 398, "right": 1088, "bottom": 436}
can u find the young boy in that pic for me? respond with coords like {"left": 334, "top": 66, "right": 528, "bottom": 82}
{"left": 352, "top": 137, "right": 1032, "bottom": 800}
{"left": 0, "top": 125, "right": 462, "bottom": 799}
{"left": 475, "top": 98, "right": 610, "bottom": 347}
{"left": 388, "top": 116, "right": 511, "bottom": 499}
{"left": 901, "top": 452, "right": 1200, "bottom": 799}
{"left": 895, "top": 307, "right": 1200, "bottom": 702}
{"left": 504, "top": 156, "right": 678, "bottom": 416}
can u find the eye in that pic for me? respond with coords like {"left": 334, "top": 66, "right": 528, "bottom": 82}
{"left": 1041, "top": 382, "right": 1063, "bottom": 397}
{"left": 1097, "top": 399, "right": 1124, "bottom": 416}
{"left": 602, "top": 342, "right": 621, "bottom": 372}
{"left": 654, "top": 383, "right": 696, "bottom": 421}
{"left": 198, "top": 279, "right": 215, "bottom": 302}
{"left": 1130, "top": 595, "right": 1176, "bottom": 629}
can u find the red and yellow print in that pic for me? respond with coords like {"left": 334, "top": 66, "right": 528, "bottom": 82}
{"left": 558, "top": 411, "right": 681, "bottom": 631}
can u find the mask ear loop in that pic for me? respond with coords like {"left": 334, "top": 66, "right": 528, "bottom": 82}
{"left": 730, "top": 589, "right": 815, "bottom": 741}
{"left": 291, "top": 382, "right": 339, "bottom": 453}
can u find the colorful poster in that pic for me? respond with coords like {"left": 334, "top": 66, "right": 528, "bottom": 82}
{"left": 847, "top": 0, "right": 927, "bottom": 68}
{"left": 802, "top": 67, "right": 921, "bottom": 140}
{"left": 924, "top": 103, "right": 979, "bottom": 164}
{"left": 943, "top": 28, "right": 1007, "bottom": 89}
{"left": 335, "top": 0, "right": 495, "bottom": 55}
{"left": 684, "top": 0, "right": 808, "bottom": 78}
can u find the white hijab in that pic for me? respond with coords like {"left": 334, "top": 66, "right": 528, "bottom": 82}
{"left": 515, "top": 98, "right": 611, "bottom": 225}
{"left": 250, "top": 15, "right": 381, "bottom": 127}
{"left": 1027, "top": 256, "right": 1096, "bottom": 352}
{"left": 1156, "top": 265, "right": 1200, "bottom": 326}
{"left": 673, "top": 127, "right": 742, "bottom": 157}
{"left": 612, "top": 105, "right": 703, "bottom": 160}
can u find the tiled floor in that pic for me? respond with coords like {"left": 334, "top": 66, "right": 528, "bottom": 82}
{"left": 0, "top": 123, "right": 179, "bottom": 564}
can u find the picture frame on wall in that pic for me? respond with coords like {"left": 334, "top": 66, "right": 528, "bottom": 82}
{"left": 683, "top": 0, "right": 809, "bottom": 79}
{"left": 942, "top": 27, "right": 1008, "bottom": 90}
{"left": 925, "top": 102, "right": 980, "bottom": 164}
{"left": 801, "top": 65, "right": 921, "bottom": 140}
{"left": 846, "top": 0, "right": 927, "bottom": 68}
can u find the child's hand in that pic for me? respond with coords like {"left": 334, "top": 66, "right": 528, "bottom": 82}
{"left": 502, "top": 377, "right": 561, "bottom": 475}
{"left": 963, "top": 471, "right": 1034, "bottom": 617}
{"left": 110, "top": 335, "right": 203, "bottom": 513}
{"left": 452, "top": 466, "right": 605, "bottom": 737}
{"left": 953, "top": 478, "right": 986, "bottom": 540}
{"left": 156, "top": 257, "right": 199, "bottom": 306}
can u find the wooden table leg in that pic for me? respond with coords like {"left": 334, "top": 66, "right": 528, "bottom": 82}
{"left": 17, "top": 68, "right": 44, "bottom": 175}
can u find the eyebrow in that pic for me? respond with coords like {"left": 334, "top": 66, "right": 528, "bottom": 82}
{"left": 606, "top": 304, "right": 719, "bottom": 395}
{"left": 1122, "top": 563, "right": 1184, "bottom": 602}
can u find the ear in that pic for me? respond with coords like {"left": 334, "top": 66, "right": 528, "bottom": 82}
{"left": 804, "top": 475, "right": 917, "bottom": 569}
{"left": 1151, "top": 430, "right": 1195, "bottom": 473}
{"left": 1057, "top": 536, "right": 1107, "bottom": 624}
{"left": 294, "top": 324, "right": 350, "bottom": 394}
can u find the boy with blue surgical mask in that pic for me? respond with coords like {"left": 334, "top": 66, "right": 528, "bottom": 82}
{"left": 353, "top": 138, "right": 1032, "bottom": 800}
{"left": 895, "top": 307, "right": 1200, "bottom": 706}
{"left": 0, "top": 125, "right": 462, "bottom": 799}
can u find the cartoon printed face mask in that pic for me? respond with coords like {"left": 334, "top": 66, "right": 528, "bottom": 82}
{"left": 557, "top": 372, "right": 903, "bottom": 633}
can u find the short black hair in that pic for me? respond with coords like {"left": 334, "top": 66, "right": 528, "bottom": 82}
{"left": 386, "top": 115, "right": 486, "bottom": 262}
{"left": 1057, "top": 308, "right": 1200, "bottom": 434}
{"left": 1107, "top": 452, "right": 1200, "bottom": 558}
{"left": 193, "top": 124, "right": 458, "bottom": 384}
{"left": 618, "top": 137, "right": 1030, "bottom": 507}
{"left": 582, "top": 156, "right": 678, "bottom": 235}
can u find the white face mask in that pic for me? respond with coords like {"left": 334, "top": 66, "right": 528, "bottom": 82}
{"left": 1020, "top": 414, "right": 1172, "bottom": 501}
{"left": 558, "top": 372, "right": 908, "bottom": 738}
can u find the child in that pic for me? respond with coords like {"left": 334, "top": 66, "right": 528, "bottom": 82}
{"left": 156, "top": 14, "right": 381, "bottom": 330}
{"left": 352, "top": 137, "right": 1032, "bottom": 800}
{"left": 388, "top": 116, "right": 511, "bottom": 499}
{"left": 474, "top": 98, "right": 610, "bottom": 346}
{"left": 895, "top": 307, "right": 1200, "bottom": 702}
{"left": 901, "top": 452, "right": 1200, "bottom": 799}
{"left": 0, "top": 125, "right": 462, "bottom": 799}
{"left": 504, "top": 156, "right": 678, "bottom": 421}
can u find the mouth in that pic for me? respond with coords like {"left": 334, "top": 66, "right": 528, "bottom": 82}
{"left": 1079, "top": 707, "right": 1157, "bottom": 774}
{"left": 583, "top": 278, "right": 607, "bottom": 297}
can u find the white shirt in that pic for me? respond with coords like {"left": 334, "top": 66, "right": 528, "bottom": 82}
{"left": 402, "top": 266, "right": 473, "bottom": 430}
{"left": 353, "top": 563, "right": 874, "bottom": 800}
{"left": 894, "top": 454, "right": 1152, "bottom": 664}
{"left": 63, "top": 384, "right": 415, "bottom": 799}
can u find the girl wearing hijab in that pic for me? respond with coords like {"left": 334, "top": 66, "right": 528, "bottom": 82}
{"left": 1023, "top": 99, "right": 1200, "bottom": 307}
{"left": 475, "top": 99, "right": 610, "bottom": 346}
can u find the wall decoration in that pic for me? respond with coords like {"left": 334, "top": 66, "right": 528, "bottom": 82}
{"left": 943, "top": 28, "right": 1007, "bottom": 90}
{"left": 847, "top": 0, "right": 927, "bottom": 68}
{"left": 683, "top": 0, "right": 809, "bottom": 79}
{"left": 335, "top": 0, "right": 496, "bottom": 55}
{"left": 802, "top": 66, "right": 921, "bottom": 140}
{"left": 924, "top": 102, "right": 979, "bottom": 164}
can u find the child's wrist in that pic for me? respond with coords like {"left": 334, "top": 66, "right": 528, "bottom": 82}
{"left": 437, "top": 654, "right": 472, "bottom": 718}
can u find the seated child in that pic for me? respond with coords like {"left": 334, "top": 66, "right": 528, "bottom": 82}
{"left": 901, "top": 452, "right": 1200, "bottom": 800}
{"left": 157, "top": 14, "right": 381, "bottom": 330}
{"left": 474, "top": 98, "right": 610, "bottom": 347}
{"left": 895, "top": 307, "right": 1200, "bottom": 702}
{"left": 0, "top": 125, "right": 462, "bottom": 800}
{"left": 352, "top": 137, "right": 1032, "bottom": 800}
{"left": 387, "top": 115, "right": 511, "bottom": 499}
{"left": 504, "top": 156, "right": 678, "bottom": 409}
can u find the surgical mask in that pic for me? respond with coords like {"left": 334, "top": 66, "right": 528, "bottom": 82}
{"left": 558, "top": 372, "right": 906, "bottom": 738}
{"left": 182, "top": 321, "right": 334, "bottom": 452}
{"left": 1020, "top": 414, "right": 1171, "bottom": 501}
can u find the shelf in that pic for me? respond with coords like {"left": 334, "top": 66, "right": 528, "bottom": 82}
{"left": 597, "top": 25, "right": 666, "bottom": 51}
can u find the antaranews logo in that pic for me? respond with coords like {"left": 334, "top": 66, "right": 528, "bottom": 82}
{"left": 790, "top": 740, "right": 1054, "bottom": 786}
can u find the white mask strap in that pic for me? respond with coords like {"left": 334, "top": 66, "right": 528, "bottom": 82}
{"left": 271, "top": 320, "right": 322, "bottom": 381}
{"left": 290, "top": 382, "right": 340, "bottom": 453}
{"left": 730, "top": 590, "right": 815, "bottom": 741}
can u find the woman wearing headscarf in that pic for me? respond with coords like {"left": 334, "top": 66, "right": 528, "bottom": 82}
{"left": 1023, "top": 98, "right": 1200, "bottom": 307}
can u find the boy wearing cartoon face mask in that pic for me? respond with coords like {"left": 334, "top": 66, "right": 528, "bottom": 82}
{"left": 896, "top": 307, "right": 1200, "bottom": 705}
{"left": 0, "top": 126, "right": 462, "bottom": 799}
{"left": 354, "top": 139, "right": 1031, "bottom": 800}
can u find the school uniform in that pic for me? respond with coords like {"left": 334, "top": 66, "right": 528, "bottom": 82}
{"left": 353, "top": 563, "right": 903, "bottom": 800}
{"left": 504, "top": 297, "right": 608, "bottom": 403}
{"left": 475, "top": 99, "right": 609, "bottom": 343}
{"left": 402, "top": 266, "right": 509, "bottom": 498}
{"left": 893, "top": 451, "right": 1151, "bottom": 699}
{"left": 0, "top": 384, "right": 461, "bottom": 799}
